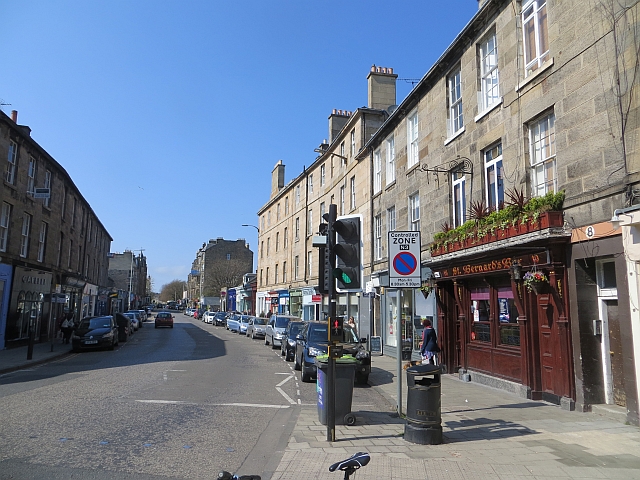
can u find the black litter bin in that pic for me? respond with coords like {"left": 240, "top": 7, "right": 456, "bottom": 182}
{"left": 404, "top": 363, "right": 442, "bottom": 444}
{"left": 316, "top": 358, "right": 357, "bottom": 426}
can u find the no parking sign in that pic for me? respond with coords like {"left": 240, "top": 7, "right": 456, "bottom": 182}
{"left": 388, "top": 231, "right": 421, "bottom": 287}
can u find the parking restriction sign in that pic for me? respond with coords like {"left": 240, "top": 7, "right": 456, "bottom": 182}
{"left": 388, "top": 231, "right": 421, "bottom": 287}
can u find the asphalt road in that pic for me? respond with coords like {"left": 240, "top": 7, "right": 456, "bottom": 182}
{"left": 0, "top": 312, "right": 302, "bottom": 479}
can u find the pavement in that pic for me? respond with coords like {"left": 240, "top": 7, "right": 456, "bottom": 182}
{"left": 3, "top": 344, "right": 640, "bottom": 479}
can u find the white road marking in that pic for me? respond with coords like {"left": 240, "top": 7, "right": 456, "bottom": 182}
{"left": 136, "top": 399, "right": 291, "bottom": 409}
{"left": 276, "top": 387, "right": 297, "bottom": 405}
{"left": 276, "top": 375, "right": 293, "bottom": 387}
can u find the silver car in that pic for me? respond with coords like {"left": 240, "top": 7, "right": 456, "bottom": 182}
{"left": 265, "top": 314, "right": 301, "bottom": 349}
{"left": 246, "top": 316, "right": 267, "bottom": 339}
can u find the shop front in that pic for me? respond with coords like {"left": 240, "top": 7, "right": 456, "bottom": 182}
{"left": 0, "top": 263, "right": 13, "bottom": 349}
{"left": 5, "top": 267, "right": 53, "bottom": 346}
{"left": 278, "top": 290, "right": 290, "bottom": 314}
{"left": 82, "top": 283, "right": 98, "bottom": 318}
{"left": 226, "top": 289, "right": 237, "bottom": 312}
{"left": 431, "top": 248, "right": 574, "bottom": 404}
{"left": 301, "top": 287, "right": 321, "bottom": 321}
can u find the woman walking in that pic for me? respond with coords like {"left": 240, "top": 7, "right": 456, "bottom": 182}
{"left": 419, "top": 319, "right": 439, "bottom": 365}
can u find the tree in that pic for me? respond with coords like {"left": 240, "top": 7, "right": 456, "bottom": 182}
{"left": 160, "top": 280, "right": 187, "bottom": 302}
{"left": 202, "top": 259, "right": 250, "bottom": 297}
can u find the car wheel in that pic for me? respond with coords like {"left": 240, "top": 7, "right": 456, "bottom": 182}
{"left": 285, "top": 350, "right": 293, "bottom": 362}
{"left": 301, "top": 366, "right": 312, "bottom": 383}
{"left": 271, "top": 341, "right": 278, "bottom": 350}
{"left": 280, "top": 345, "right": 285, "bottom": 356}
{"left": 265, "top": 336, "right": 269, "bottom": 346}
{"left": 109, "top": 341, "right": 115, "bottom": 351}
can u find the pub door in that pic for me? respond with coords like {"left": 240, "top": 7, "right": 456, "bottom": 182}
{"left": 604, "top": 299, "right": 626, "bottom": 407}
{"left": 536, "top": 293, "right": 564, "bottom": 400}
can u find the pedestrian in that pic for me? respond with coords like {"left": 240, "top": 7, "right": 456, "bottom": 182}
{"left": 419, "top": 318, "right": 439, "bottom": 365}
{"left": 61, "top": 317, "right": 73, "bottom": 344}
{"left": 347, "top": 316, "right": 356, "bottom": 331}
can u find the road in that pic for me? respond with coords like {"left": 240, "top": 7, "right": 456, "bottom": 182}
{"left": 0, "top": 312, "right": 322, "bottom": 480}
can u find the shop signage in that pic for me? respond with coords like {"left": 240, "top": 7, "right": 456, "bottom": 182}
{"left": 435, "top": 253, "right": 543, "bottom": 278}
{"left": 388, "top": 231, "right": 421, "bottom": 287}
{"left": 370, "top": 336, "right": 382, "bottom": 355}
{"left": 270, "top": 297, "right": 279, "bottom": 305}
{"left": 312, "top": 294, "right": 322, "bottom": 303}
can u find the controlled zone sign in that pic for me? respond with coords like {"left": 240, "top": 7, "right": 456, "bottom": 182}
{"left": 388, "top": 231, "right": 421, "bottom": 287}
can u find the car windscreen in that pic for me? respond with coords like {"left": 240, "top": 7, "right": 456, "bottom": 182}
{"left": 81, "top": 317, "right": 112, "bottom": 330}
{"left": 289, "top": 323, "right": 304, "bottom": 336}
{"left": 240, "top": 316, "right": 250, "bottom": 322}
{"left": 275, "top": 317, "right": 291, "bottom": 328}
{"left": 309, "top": 325, "right": 328, "bottom": 343}
{"left": 157, "top": 313, "right": 171, "bottom": 319}
{"left": 253, "top": 318, "right": 266, "bottom": 325}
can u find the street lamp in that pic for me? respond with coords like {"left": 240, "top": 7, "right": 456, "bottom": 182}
{"left": 242, "top": 224, "right": 259, "bottom": 233}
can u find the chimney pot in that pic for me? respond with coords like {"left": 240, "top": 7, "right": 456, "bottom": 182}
{"left": 10, "top": 110, "right": 17, "bottom": 123}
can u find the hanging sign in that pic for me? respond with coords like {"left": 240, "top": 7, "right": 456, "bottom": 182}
{"left": 388, "top": 231, "right": 421, "bottom": 287}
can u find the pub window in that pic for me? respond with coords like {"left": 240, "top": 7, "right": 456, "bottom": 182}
{"left": 497, "top": 286, "right": 520, "bottom": 346}
{"left": 471, "top": 287, "right": 491, "bottom": 342}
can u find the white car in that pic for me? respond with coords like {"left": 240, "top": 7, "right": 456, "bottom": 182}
{"left": 203, "top": 311, "right": 216, "bottom": 324}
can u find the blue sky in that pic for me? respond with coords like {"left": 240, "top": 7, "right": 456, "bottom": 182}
{"left": 1, "top": 0, "right": 479, "bottom": 291}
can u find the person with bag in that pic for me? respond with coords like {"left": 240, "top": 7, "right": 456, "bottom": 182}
{"left": 61, "top": 315, "right": 74, "bottom": 344}
{"left": 419, "top": 318, "right": 439, "bottom": 365}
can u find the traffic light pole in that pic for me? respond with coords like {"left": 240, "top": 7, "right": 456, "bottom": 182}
{"left": 326, "top": 204, "right": 337, "bottom": 442}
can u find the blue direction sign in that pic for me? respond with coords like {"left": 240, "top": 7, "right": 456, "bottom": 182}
{"left": 393, "top": 252, "right": 417, "bottom": 276}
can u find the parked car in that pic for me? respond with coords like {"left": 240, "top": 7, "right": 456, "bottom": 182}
{"left": 226, "top": 313, "right": 241, "bottom": 332}
{"left": 123, "top": 312, "right": 140, "bottom": 331}
{"left": 238, "top": 315, "right": 251, "bottom": 335}
{"left": 71, "top": 315, "right": 119, "bottom": 352}
{"left": 203, "top": 311, "right": 216, "bottom": 324}
{"left": 294, "top": 321, "right": 371, "bottom": 384}
{"left": 213, "top": 311, "right": 228, "bottom": 326}
{"left": 114, "top": 313, "right": 132, "bottom": 342}
{"left": 246, "top": 316, "right": 267, "bottom": 339}
{"left": 184, "top": 308, "right": 194, "bottom": 316}
{"left": 135, "top": 309, "right": 148, "bottom": 323}
{"left": 155, "top": 311, "right": 174, "bottom": 328}
{"left": 281, "top": 321, "right": 306, "bottom": 361}
{"left": 265, "top": 314, "right": 300, "bottom": 349}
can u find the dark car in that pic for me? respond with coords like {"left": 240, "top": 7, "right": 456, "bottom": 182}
{"left": 114, "top": 313, "right": 132, "bottom": 342}
{"left": 155, "top": 311, "right": 174, "bottom": 328}
{"left": 294, "top": 321, "right": 371, "bottom": 384}
{"left": 71, "top": 316, "right": 119, "bottom": 352}
{"left": 281, "top": 321, "right": 306, "bottom": 361}
{"left": 213, "top": 311, "right": 228, "bottom": 326}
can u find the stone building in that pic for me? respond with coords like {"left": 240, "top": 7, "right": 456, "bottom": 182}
{"left": 357, "top": 0, "right": 640, "bottom": 424}
{"left": 255, "top": 66, "right": 396, "bottom": 331}
{"left": 107, "top": 250, "right": 148, "bottom": 311}
{"left": 0, "top": 109, "right": 112, "bottom": 348}
{"left": 186, "top": 238, "right": 253, "bottom": 310}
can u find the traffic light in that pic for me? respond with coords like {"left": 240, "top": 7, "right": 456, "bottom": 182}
{"left": 317, "top": 221, "right": 332, "bottom": 294}
{"left": 333, "top": 215, "right": 362, "bottom": 292}
{"left": 329, "top": 316, "right": 344, "bottom": 343}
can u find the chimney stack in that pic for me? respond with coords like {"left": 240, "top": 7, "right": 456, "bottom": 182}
{"left": 10, "top": 110, "right": 17, "bottom": 123}
{"left": 328, "top": 109, "right": 352, "bottom": 144}
{"left": 271, "top": 160, "right": 285, "bottom": 198}
{"left": 367, "top": 65, "right": 398, "bottom": 111}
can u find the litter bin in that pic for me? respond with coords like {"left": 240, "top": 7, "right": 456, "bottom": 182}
{"left": 316, "top": 356, "right": 357, "bottom": 426}
{"left": 404, "top": 363, "right": 442, "bottom": 444}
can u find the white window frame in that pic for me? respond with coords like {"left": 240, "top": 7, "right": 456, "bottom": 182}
{"left": 386, "top": 136, "right": 395, "bottom": 185}
{"left": 282, "top": 261, "right": 287, "bottom": 283}
{"left": 27, "top": 157, "right": 36, "bottom": 195}
{"left": 294, "top": 256, "right": 299, "bottom": 279}
{"left": 484, "top": 143, "right": 504, "bottom": 211}
{"left": 285, "top": 197, "right": 289, "bottom": 214}
{"left": 20, "top": 213, "right": 31, "bottom": 258}
{"left": 307, "top": 251, "right": 313, "bottom": 276}
{"left": 340, "top": 186, "right": 345, "bottom": 215}
{"left": 409, "top": 193, "right": 421, "bottom": 231}
{"left": 479, "top": 31, "right": 500, "bottom": 112}
{"left": 320, "top": 164, "right": 326, "bottom": 186}
{"left": 308, "top": 174, "right": 313, "bottom": 194}
{"left": 529, "top": 112, "right": 556, "bottom": 196}
{"left": 0, "top": 202, "right": 10, "bottom": 252}
{"left": 387, "top": 206, "right": 396, "bottom": 233}
{"left": 350, "top": 130, "right": 356, "bottom": 158}
{"left": 522, "top": 0, "right": 549, "bottom": 76}
{"left": 452, "top": 171, "right": 467, "bottom": 228}
{"left": 37, "top": 221, "right": 47, "bottom": 262}
{"left": 296, "top": 186, "right": 301, "bottom": 205}
{"left": 5, "top": 140, "right": 17, "bottom": 184}
{"left": 320, "top": 202, "right": 325, "bottom": 220}
{"left": 340, "top": 142, "right": 346, "bottom": 167}
{"left": 350, "top": 176, "right": 356, "bottom": 210}
{"left": 277, "top": 203, "right": 280, "bottom": 220}
{"left": 407, "top": 111, "right": 419, "bottom": 168}
{"left": 267, "top": 237, "right": 270, "bottom": 255}
{"left": 448, "top": 68, "right": 464, "bottom": 136}
{"left": 284, "top": 227, "right": 288, "bottom": 248}
{"left": 374, "top": 215, "right": 382, "bottom": 260}
{"left": 295, "top": 217, "right": 300, "bottom": 241}
{"left": 308, "top": 209, "right": 313, "bottom": 236}
{"left": 373, "top": 149, "right": 382, "bottom": 194}
{"left": 275, "top": 264, "right": 279, "bottom": 284}
{"left": 276, "top": 231, "right": 280, "bottom": 252}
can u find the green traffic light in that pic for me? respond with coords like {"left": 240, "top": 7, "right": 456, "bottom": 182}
{"left": 333, "top": 268, "right": 353, "bottom": 284}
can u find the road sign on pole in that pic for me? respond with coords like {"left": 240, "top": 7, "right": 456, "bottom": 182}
{"left": 388, "top": 231, "right": 421, "bottom": 287}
